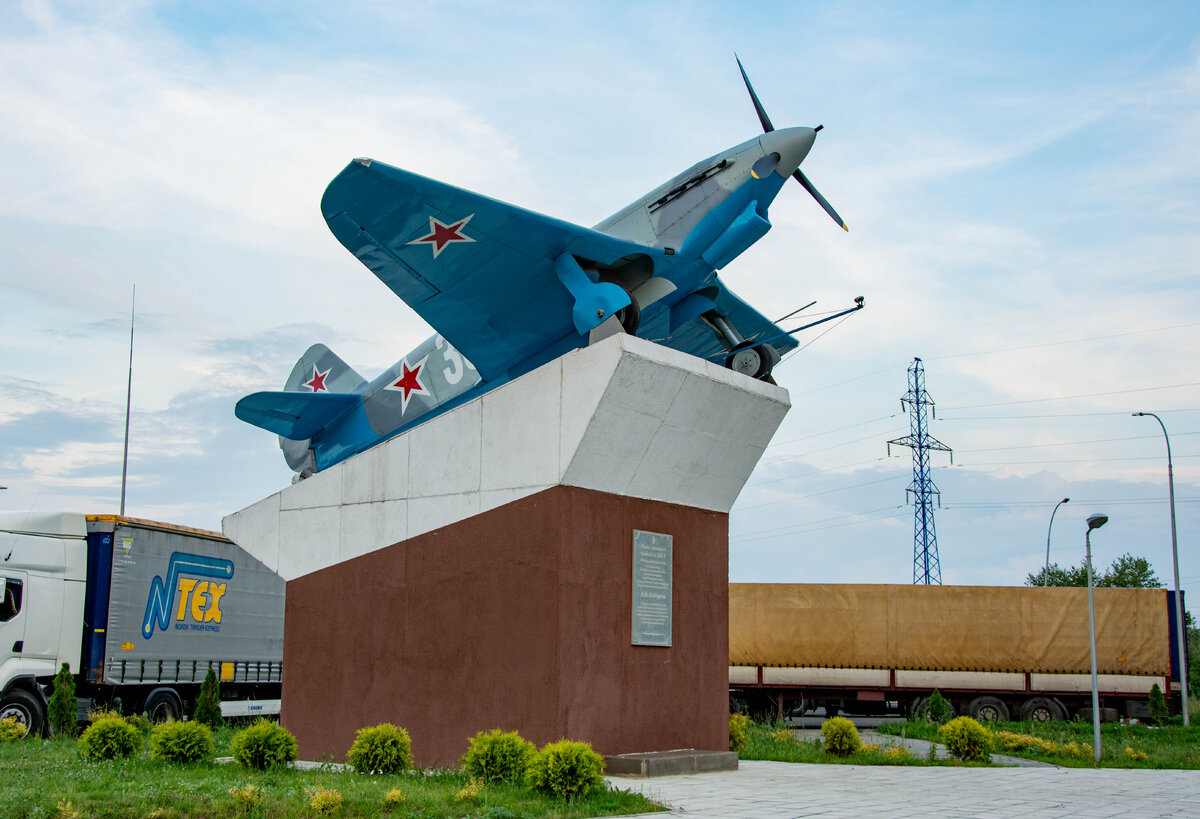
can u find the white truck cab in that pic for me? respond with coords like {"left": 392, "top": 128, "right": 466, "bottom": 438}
{"left": 0, "top": 512, "right": 88, "bottom": 735}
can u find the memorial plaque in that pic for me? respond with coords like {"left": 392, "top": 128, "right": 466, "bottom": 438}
{"left": 632, "top": 530, "right": 672, "bottom": 646}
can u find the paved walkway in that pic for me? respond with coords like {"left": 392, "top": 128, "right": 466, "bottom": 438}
{"left": 606, "top": 760, "right": 1200, "bottom": 818}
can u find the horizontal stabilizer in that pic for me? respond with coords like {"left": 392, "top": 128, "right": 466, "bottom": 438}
{"left": 235, "top": 391, "right": 362, "bottom": 441}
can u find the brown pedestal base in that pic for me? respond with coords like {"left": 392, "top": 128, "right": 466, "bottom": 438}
{"left": 281, "top": 484, "right": 729, "bottom": 767}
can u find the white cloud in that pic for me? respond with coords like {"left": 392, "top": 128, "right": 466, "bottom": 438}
{"left": 0, "top": 1, "right": 1196, "bottom": 616}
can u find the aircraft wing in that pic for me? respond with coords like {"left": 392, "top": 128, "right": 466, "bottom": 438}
{"left": 235, "top": 391, "right": 362, "bottom": 440}
{"left": 322, "top": 159, "right": 665, "bottom": 383}
{"left": 656, "top": 278, "right": 800, "bottom": 364}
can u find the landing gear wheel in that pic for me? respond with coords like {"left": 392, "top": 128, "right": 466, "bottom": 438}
{"left": 726, "top": 345, "right": 768, "bottom": 379}
{"left": 615, "top": 296, "right": 641, "bottom": 335}
{"left": 725, "top": 341, "right": 780, "bottom": 381}
{"left": 0, "top": 690, "right": 44, "bottom": 738}
{"left": 143, "top": 689, "right": 182, "bottom": 723}
{"left": 967, "top": 696, "right": 1010, "bottom": 723}
{"left": 1019, "top": 696, "right": 1065, "bottom": 723}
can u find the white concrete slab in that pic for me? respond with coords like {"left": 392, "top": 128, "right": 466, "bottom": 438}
{"left": 224, "top": 333, "right": 790, "bottom": 580}
{"left": 222, "top": 493, "right": 282, "bottom": 574}
{"left": 406, "top": 400, "right": 482, "bottom": 498}
{"left": 481, "top": 361, "right": 561, "bottom": 492}
{"left": 341, "top": 437, "right": 408, "bottom": 506}
{"left": 338, "top": 500, "right": 407, "bottom": 563}
{"left": 279, "top": 463, "right": 340, "bottom": 511}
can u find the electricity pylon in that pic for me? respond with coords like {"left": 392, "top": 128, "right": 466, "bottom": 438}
{"left": 887, "top": 358, "right": 952, "bottom": 584}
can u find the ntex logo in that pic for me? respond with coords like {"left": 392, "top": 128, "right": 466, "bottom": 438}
{"left": 142, "top": 552, "right": 235, "bottom": 639}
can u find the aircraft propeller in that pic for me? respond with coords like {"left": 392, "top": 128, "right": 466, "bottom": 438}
{"left": 736, "top": 55, "right": 848, "bottom": 232}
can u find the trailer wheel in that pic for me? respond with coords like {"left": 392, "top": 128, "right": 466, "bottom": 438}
{"left": 0, "top": 689, "right": 44, "bottom": 738}
{"left": 967, "top": 696, "right": 1010, "bottom": 723}
{"left": 143, "top": 689, "right": 182, "bottom": 723}
{"left": 1019, "top": 696, "right": 1065, "bottom": 723}
{"left": 787, "top": 697, "right": 813, "bottom": 718}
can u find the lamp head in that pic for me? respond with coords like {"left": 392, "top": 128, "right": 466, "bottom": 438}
{"left": 1086, "top": 513, "right": 1109, "bottom": 530}
{"left": 1132, "top": 412, "right": 1144, "bottom": 417}
{"left": 1062, "top": 497, "right": 1070, "bottom": 504}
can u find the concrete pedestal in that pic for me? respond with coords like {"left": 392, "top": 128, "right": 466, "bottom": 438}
{"left": 224, "top": 334, "right": 789, "bottom": 767}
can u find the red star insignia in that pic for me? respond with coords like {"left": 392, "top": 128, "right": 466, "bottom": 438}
{"left": 304, "top": 365, "right": 331, "bottom": 392}
{"left": 408, "top": 214, "right": 476, "bottom": 258}
{"left": 384, "top": 356, "right": 429, "bottom": 411}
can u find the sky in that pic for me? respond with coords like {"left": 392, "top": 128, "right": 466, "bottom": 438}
{"left": 2, "top": 0, "right": 1198, "bottom": 616}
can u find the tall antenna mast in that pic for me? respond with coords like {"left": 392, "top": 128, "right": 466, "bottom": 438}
{"left": 887, "top": 357, "right": 952, "bottom": 584}
{"left": 119, "top": 284, "right": 135, "bottom": 516}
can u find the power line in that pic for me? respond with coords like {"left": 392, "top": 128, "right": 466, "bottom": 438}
{"left": 944, "top": 497, "right": 1200, "bottom": 510}
{"left": 766, "top": 413, "right": 902, "bottom": 449}
{"left": 760, "top": 427, "right": 908, "bottom": 465}
{"left": 735, "top": 473, "right": 906, "bottom": 512}
{"left": 790, "top": 362, "right": 910, "bottom": 397}
{"left": 730, "top": 506, "right": 909, "bottom": 543}
{"left": 940, "top": 381, "right": 1200, "bottom": 412}
{"left": 944, "top": 409, "right": 1200, "bottom": 421}
{"left": 955, "top": 431, "right": 1200, "bottom": 454}
{"left": 926, "top": 321, "right": 1200, "bottom": 362}
{"left": 955, "top": 454, "right": 1200, "bottom": 467}
{"left": 746, "top": 455, "right": 894, "bottom": 487}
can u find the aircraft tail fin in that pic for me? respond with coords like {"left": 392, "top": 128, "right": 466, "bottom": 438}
{"left": 284, "top": 343, "right": 369, "bottom": 393}
{"left": 234, "top": 343, "right": 370, "bottom": 464}
{"left": 235, "top": 390, "right": 362, "bottom": 440}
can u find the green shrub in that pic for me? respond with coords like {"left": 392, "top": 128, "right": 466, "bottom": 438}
{"left": 728, "top": 713, "right": 750, "bottom": 752}
{"left": 78, "top": 714, "right": 142, "bottom": 761}
{"left": 228, "top": 784, "right": 264, "bottom": 813}
{"left": 229, "top": 719, "right": 297, "bottom": 770}
{"left": 347, "top": 723, "right": 413, "bottom": 774}
{"left": 526, "top": 739, "right": 605, "bottom": 800}
{"left": 125, "top": 713, "right": 153, "bottom": 740}
{"left": 819, "top": 716, "right": 861, "bottom": 756}
{"left": 1149, "top": 683, "right": 1168, "bottom": 724}
{"left": 149, "top": 719, "right": 214, "bottom": 763}
{"left": 938, "top": 716, "right": 992, "bottom": 762}
{"left": 924, "top": 689, "right": 953, "bottom": 724}
{"left": 0, "top": 715, "right": 27, "bottom": 741}
{"left": 454, "top": 777, "right": 484, "bottom": 803}
{"left": 194, "top": 668, "right": 224, "bottom": 729}
{"left": 306, "top": 785, "right": 344, "bottom": 814}
{"left": 48, "top": 663, "right": 77, "bottom": 737}
{"left": 461, "top": 728, "right": 535, "bottom": 784}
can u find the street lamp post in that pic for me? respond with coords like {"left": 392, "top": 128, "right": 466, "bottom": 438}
{"left": 1044, "top": 497, "right": 1070, "bottom": 587}
{"left": 1133, "top": 411, "right": 1190, "bottom": 726}
{"left": 1085, "top": 512, "right": 1108, "bottom": 764}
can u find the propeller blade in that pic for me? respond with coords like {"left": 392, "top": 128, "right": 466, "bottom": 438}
{"left": 735, "top": 54, "right": 775, "bottom": 133}
{"left": 737, "top": 55, "right": 848, "bottom": 232}
{"left": 793, "top": 169, "right": 849, "bottom": 231}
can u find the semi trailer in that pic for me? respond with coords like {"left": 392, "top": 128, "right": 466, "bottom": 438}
{"left": 730, "top": 583, "right": 1189, "bottom": 722}
{"left": 0, "top": 513, "right": 285, "bottom": 736}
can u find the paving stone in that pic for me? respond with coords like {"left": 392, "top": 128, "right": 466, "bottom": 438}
{"left": 605, "top": 760, "right": 1200, "bottom": 818}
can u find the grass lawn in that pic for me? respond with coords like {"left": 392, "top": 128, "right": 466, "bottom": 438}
{"left": 877, "top": 717, "right": 1200, "bottom": 769}
{"left": 0, "top": 727, "right": 660, "bottom": 819}
{"left": 736, "top": 719, "right": 982, "bottom": 767}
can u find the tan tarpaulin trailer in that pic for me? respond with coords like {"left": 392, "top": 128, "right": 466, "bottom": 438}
{"left": 730, "top": 583, "right": 1169, "bottom": 675}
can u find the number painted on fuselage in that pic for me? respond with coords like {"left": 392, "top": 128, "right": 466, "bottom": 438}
{"left": 436, "top": 335, "right": 476, "bottom": 385}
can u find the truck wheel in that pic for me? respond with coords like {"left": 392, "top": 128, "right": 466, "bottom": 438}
{"left": 143, "top": 689, "right": 182, "bottom": 723}
{"left": 787, "top": 697, "right": 812, "bottom": 718}
{"left": 907, "top": 697, "right": 929, "bottom": 720}
{"left": 1019, "top": 697, "right": 1064, "bottom": 722}
{"left": 0, "top": 689, "right": 44, "bottom": 738}
{"left": 967, "top": 696, "right": 1010, "bottom": 723}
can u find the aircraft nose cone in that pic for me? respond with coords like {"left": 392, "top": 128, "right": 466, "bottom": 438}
{"left": 759, "top": 127, "right": 816, "bottom": 177}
